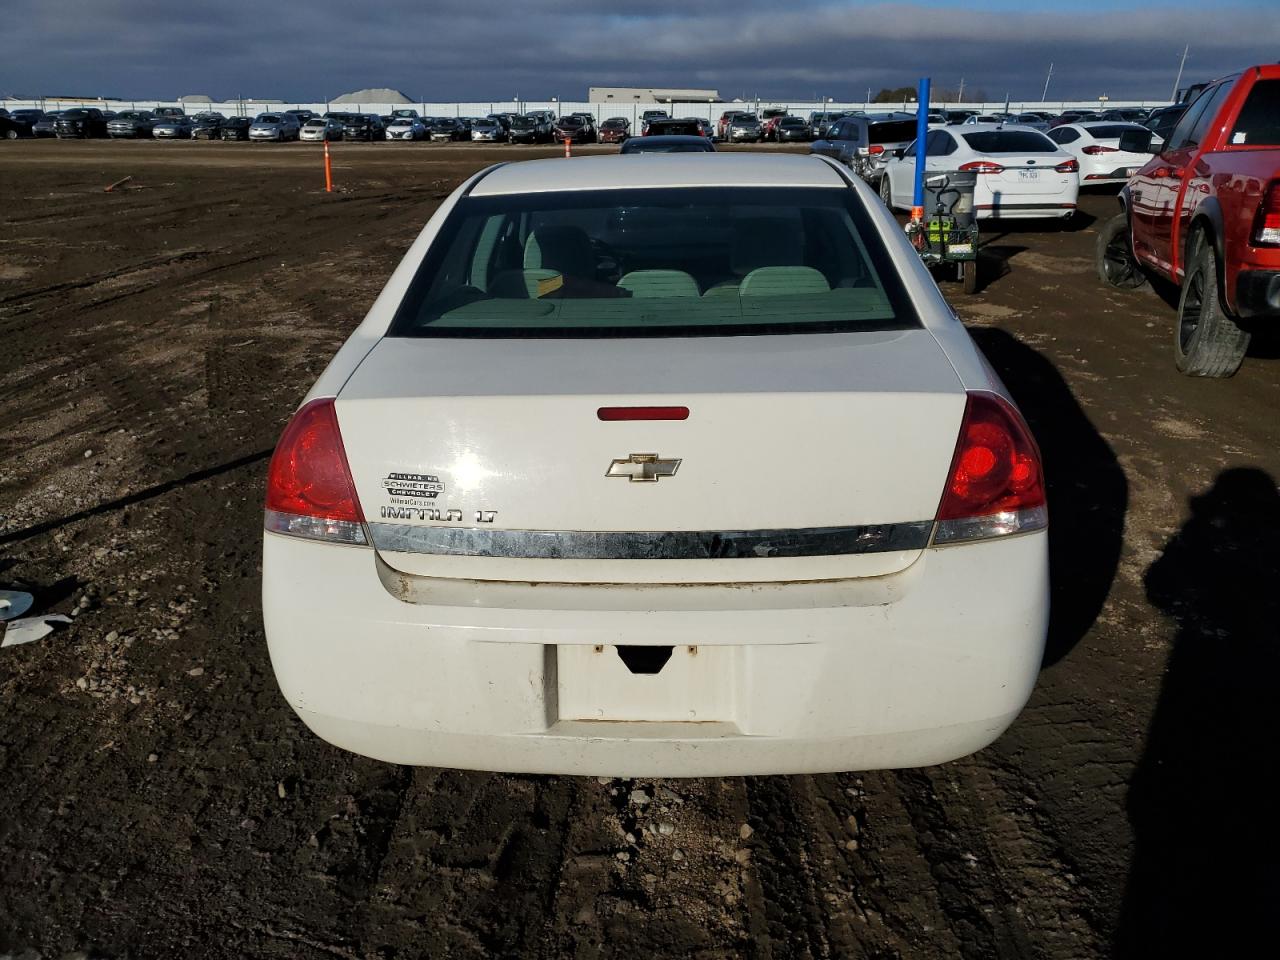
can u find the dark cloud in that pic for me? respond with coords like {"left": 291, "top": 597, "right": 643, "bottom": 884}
{"left": 3, "top": 1, "right": 1276, "bottom": 102}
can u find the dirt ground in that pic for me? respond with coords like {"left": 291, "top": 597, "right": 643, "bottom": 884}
{"left": 2, "top": 139, "right": 1278, "bottom": 960}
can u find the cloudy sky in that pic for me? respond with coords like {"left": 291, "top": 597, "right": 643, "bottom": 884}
{"left": 4, "top": 0, "right": 1278, "bottom": 103}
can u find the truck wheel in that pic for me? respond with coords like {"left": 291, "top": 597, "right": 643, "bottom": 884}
{"left": 1095, "top": 213, "right": 1147, "bottom": 289}
{"left": 961, "top": 258, "right": 978, "bottom": 295}
{"left": 1174, "top": 235, "right": 1250, "bottom": 378}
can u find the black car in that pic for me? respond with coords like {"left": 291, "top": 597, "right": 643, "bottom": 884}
{"left": 191, "top": 113, "right": 225, "bottom": 140}
{"left": 219, "top": 116, "right": 252, "bottom": 141}
{"left": 55, "top": 108, "right": 110, "bottom": 138}
{"left": 106, "top": 110, "right": 157, "bottom": 139}
{"left": 427, "top": 118, "right": 465, "bottom": 142}
{"left": 773, "top": 116, "right": 812, "bottom": 142}
{"left": 3, "top": 109, "right": 44, "bottom": 138}
{"left": 508, "top": 114, "right": 550, "bottom": 144}
{"left": 619, "top": 135, "right": 715, "bottom": 154}
{"left": 643, "top": 117, "right": 702, "bottom": 137}
{"left": 1143, "top": 104, "right": 1188, "bottom": 142}
{"left": 342, "top": 114, "right": 385, "bottom": 141}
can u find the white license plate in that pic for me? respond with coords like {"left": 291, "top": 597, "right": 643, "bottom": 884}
{"left": 949, "top": 243, "right": 973, "bottom": 255}
{"left": 1017, "top": 169, "right": 1040, "bottom": 180}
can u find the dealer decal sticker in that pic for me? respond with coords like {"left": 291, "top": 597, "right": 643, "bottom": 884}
{"left": 383, "top": 472, "right": 445, "bottom": 505}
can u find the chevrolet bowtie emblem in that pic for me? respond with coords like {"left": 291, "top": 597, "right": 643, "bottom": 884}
{"left": 606, "top": 453, "right": 681, "bottom": 482}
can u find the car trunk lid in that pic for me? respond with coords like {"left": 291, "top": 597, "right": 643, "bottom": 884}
{"left": 336, "top": 330, "right": 966, "bottom": 584}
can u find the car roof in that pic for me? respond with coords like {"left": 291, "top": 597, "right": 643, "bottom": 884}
{"left": 470, "top": 154, "right": 846, "bottom": 196}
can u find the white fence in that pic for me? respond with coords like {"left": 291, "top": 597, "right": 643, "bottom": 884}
{"left": 2, "top": 97, "right": 1170, "bottom": 121}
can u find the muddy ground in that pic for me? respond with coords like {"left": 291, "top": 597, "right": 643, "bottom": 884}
{"left": 1, "top": 139, "right": 1278, "bottom": 960}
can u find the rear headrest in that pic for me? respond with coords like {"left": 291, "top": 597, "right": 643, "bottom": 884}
{"left": 731, "top": 217, "right": 804, "bottom": 275}
{"left": 618, "top": 270, "right": 701, "bottom": 298}
{"left": 524, "top": 226, "right": 595, "bottom": 280}
{"left": 490, "top": 268, "right": 564, "bottom": 299}
{"left": 739, "top": 266, "right": 830, "bottom": 297}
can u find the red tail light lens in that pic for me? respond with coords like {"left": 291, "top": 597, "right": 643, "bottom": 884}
{"left": 1081, "top": 144, "right": 1118, "bottom": 155}
{"left": 1254, "top": 180, "right": 1280, "bottom": 246}
{"left": 597, "top": 406, "right": 690, "bottom": 421}
{"left": 868, "top": 144, "right": 885, "bottom": 155}
{"left": 264, "top": 398, "right": 366, "bottom": 544}
{"left": 934, "top": 392, "right": 1047, "bottom": 544}
{"left": 1055, "top": 158, "right": 1080, "bottom": 173}
{"left": 959, "top": 161, "right": 1004, "bottom": 174}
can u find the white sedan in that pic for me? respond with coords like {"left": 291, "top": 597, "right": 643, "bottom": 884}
{"left": 1047, "top": 121, "right": 1162, "bottom": 186}
{"left": 262, "top": 154, "right": 1049, "bottom": 777}
{"left": 299, "top": 117, "right": 343, "bottom": 142}
{"left": 881, "top": 123, "right": 1080, "bottom": 221}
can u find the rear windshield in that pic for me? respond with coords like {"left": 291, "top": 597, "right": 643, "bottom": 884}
{"left": 626, "top": 142, "right": 711, "bottom": 153}
{"left": 868, "top": 120, "right": 918, "bottom": 144}
{"left": 257, "top": 115, "right": 280, "bottom": 123}
{"left": 780, "top": 118, "right": 806, "bottom": 126}
{"left": 961, "top": 130, "right": 1056, "bottom": 153}
{"left": 388, "top": 187, "right": 915, "bottom": 339}
{"left": 1083, "top": 124, "right": 1143, "bottom": 140}
{"left": 1231, "top": 79, "right": 1280, "bottom": 146}
{"left": 733, "top": 115, "right": 758, "bottom": 123}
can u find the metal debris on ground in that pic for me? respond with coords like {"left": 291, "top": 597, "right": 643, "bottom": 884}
{"left": 1, "top": 614, "right": 72, "bottom": 649}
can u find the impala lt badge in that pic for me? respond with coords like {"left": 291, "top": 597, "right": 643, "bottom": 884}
{"left": 606, "top": 453, "right": 680, "bottom": 482}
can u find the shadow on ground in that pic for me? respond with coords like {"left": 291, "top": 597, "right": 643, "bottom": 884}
{"left": 970, "top": 328, "right": 1128, "bottom": 666}
{"left": 1117, "top": 467, "right": 1280, "bottom": 956}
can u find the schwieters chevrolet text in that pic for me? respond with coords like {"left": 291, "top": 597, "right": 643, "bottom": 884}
{"left": 262, "top": 154, "right": 1049, "bottom": 777}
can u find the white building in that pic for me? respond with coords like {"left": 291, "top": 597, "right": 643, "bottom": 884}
{"left": 589, "top": 87, "right": 721, "bottom": 103}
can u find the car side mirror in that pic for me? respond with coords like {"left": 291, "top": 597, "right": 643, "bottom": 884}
{"left": 892, "top": 148, "right": 906, "bottom": 159}
{"left": 1118, "top": 129, "right": 1157, "bottom": 154}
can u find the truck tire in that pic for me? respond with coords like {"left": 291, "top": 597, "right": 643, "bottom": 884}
{"left": 1095, "top": 213, "right": 1147, "bottom": 289}
{"left": 1174, "top": 234, "right": 1250, "bottom": 378}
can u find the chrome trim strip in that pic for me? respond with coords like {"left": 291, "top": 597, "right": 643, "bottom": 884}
{"left": 367, "top": 521, "right": 935, "bottom": 560}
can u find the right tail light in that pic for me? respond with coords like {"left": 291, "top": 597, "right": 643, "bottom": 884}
{"left": 1253, "top": 180, "right": 1280, "bottom": 246}
{"left": 934, "top": 392, "right": 1047, "bottom": 545}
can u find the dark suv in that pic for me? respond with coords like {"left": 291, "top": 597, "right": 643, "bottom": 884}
{"left": 55, "top": 108, "right": 109, "bottom": 138}
{"left": 342, "top": 114, "right": 385, "bottom": 141}
{"left": 107, "top": 110, "right": 157, "bottom": 138}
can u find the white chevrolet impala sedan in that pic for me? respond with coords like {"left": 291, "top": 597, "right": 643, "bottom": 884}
{"left": 262, "top": 154, "right": 1048, "bottom": 777}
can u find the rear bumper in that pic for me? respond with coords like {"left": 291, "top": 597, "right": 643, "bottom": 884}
{"left": 262, "top": 529, "right": 1048, "bottom": 776}
{"left": 1235, "top": 269, "right": 1280, "bottom": 320}
{"left": 975, "top": 202, "right": 1077, "bottom": 220}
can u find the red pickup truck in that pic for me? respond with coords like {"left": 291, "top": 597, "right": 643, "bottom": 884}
{"left": 1096, "top": 65, "right": 1280, "bottom": 377}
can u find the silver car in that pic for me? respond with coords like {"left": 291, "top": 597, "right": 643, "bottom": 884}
{"left": 300, "top": 117, "right": 343, "bottom": 142}
{"left": 470, "top": 118, "right": 506, "bottom": 142}
{"left": 727, "top": 114, "right": 763, "bottom": 142}
{"left": 385, "top": 118, "right": 426, "bottom": 141}
{"left": 249, "top": 113, "right": 301, "bottom": 142}
{"left": 153, "top": 117, "right": 195, "bottom": 139}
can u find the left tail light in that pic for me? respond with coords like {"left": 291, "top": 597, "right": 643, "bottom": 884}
{"left": 934, "top": 392, "right": 1047, "bottom": 545}
{"left": 1253, "top": 179, "right": 1280, "bottom": 246}
{"left": 959, "top": 161, "right": 1004, "bottom": 174}
{"left": 264, "top": 397, "right": 367, "bottom": 545}
{"left": 1081, "top": 145, "right": 1118, "bottom": 155}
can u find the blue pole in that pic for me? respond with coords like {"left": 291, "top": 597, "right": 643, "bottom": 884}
{"left": 912, "top": 77, "right": 931, "bottom": 219}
